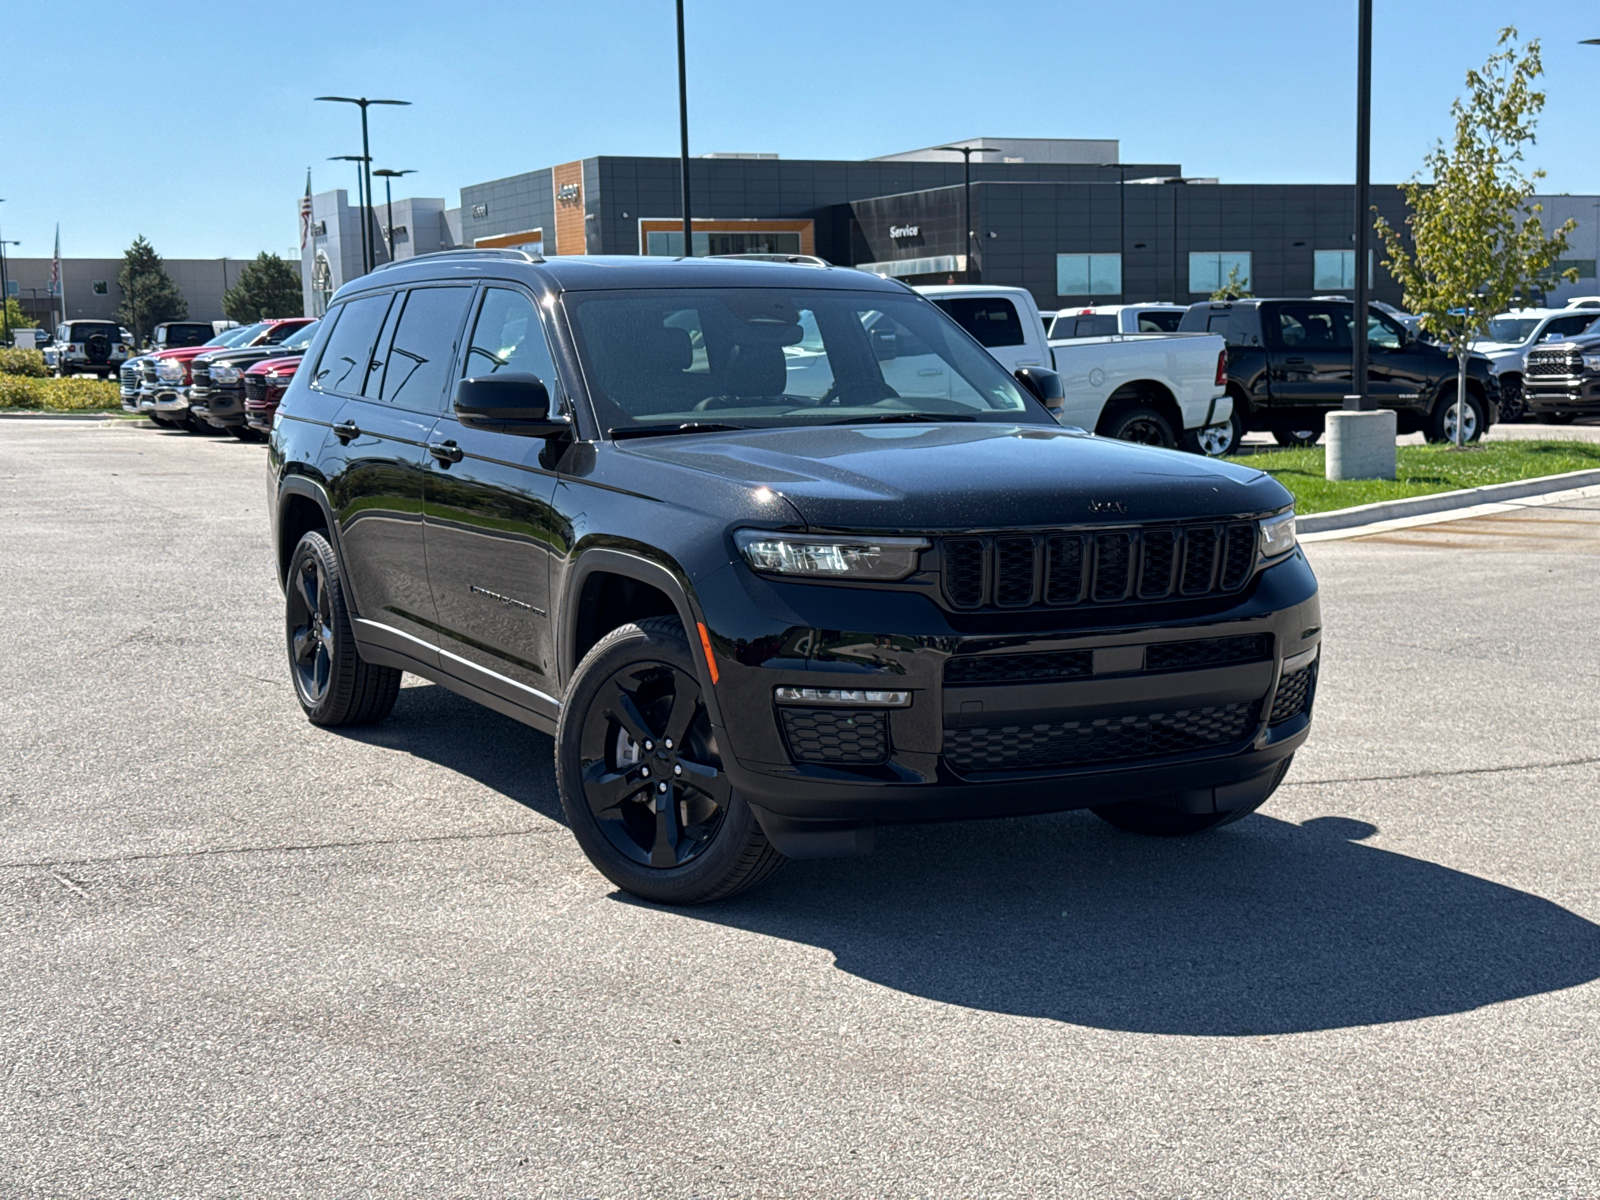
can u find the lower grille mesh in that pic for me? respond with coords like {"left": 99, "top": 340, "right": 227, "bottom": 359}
{"left": 779, "top": 707, "right": 889, "bottom": 766}
{"left": 1269, "top": 662, "right": 1316, "bottom": 724}
{"left": 943, "top": 703, "right": 1257, "bottom": 772}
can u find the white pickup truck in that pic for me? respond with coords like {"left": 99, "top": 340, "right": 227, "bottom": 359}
{"left": 916, "top": 284, "right": 1233, "bottom": 455}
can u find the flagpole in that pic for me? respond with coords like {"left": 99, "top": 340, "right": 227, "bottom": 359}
{"left": 54, "top": 224, "right": 65, "bottom": 329}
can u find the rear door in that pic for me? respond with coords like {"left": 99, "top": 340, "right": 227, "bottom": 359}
{"left": 318, "top": 288, "right": 444, "bottom": 666}
{"left": 1263, "top": 301, "right": 1352, "bottom": 407}
{"left": 423, "top": 284, "right": 563, "bottom": 716}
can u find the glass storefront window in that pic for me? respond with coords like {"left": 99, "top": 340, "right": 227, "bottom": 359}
{"left": 646, "top": 230, "right": 803, "bottom": 256}
{"left": 1189, "top": 251, "right": 1252, "bottom": 294}
{"left": 1055, "top": 253, "right": 1121, "bottom": 297}
{"left": 1313, "top": 250, "right": 1374, "bottom": 290}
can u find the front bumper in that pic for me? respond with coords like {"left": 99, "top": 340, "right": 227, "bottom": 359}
{"left": 696, "top": 550, "right": 1321, "bottom": 829}
{"left": 1525, "top": 375, "right": 1600, "bottom": 414}
{"left": 198, "top": 384, "right": 246, "bottom": 427}
{"left": 151, "top": 385, "right": 190, "bottom": 415}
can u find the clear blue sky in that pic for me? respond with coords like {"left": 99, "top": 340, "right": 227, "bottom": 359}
{"left": 7, "top": 0, "right": 1599, "bottom": 261}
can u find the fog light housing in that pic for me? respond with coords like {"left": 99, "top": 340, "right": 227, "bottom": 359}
{"left": 774, "top": 686, "right": 911, "bottom": 707}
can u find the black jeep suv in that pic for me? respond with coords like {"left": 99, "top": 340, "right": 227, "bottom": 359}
{"left": 268, "top": 251, "right": 1320, "bottom": 903}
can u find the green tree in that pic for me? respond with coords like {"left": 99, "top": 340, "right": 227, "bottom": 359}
{"left": 3, "top": 299, "right": 38, "bottom": 332}
{"left": 1374, "top": 28, "right": 1574, "bottom": 447}
{"left": 1211, "top": 265, "right": 1253, "bottom": 301}
{"left": 115, "top": 236, "right": 187, "bottom": 347}
{"left": 223, "top": 252, "right": 305, "bottom": 323}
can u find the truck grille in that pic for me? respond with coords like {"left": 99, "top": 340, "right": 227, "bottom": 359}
{"left": 119, "top": 362, "right": 141, "bottom": 396}
{"left": 943, "top": 702, "right": 1258, "bottom": 773}
{"left": 243, "top": 375, "right": 268, "bottom": 404}
{"left": 1526, "top": 348, "right": 1583, "bottom": 378}
{"left": 939, "top": 522, "right": 1258, "bottom": 611}
{"left": 189, "top": 363, "right": 211, "bottom": 397}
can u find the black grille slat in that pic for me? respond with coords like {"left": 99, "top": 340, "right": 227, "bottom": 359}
{"left": 243, "top": 375, "right": 268, "bottom": 403}
{"left": 994, "top": 537, "right": 1037, "bottom": 607}
{"left": 1220, "top": 524, "right": 1257, "bottom": 590}
{"left": 944, "top": 702, "right": 1258, "bottom": 772}
{"left": 943, "top": 538, "right": 985, "bottom": 608}
{"left": 1181, "top": 526, "right": 1220, "bottom": 594}
{"left": 779, "top": 708, "right": 889, "bottom": 765}
{"left": 1137, "top": 529, "right": 1178, "bottom": 599}
{"left": 1092, "top": 533, "right": 1133, "bottom": 601}
{"left": 1526, "top": 350, "right": 1582, "bottom": 378}
{"left": 1145, "top": 634, "right": 1272, "bottom": 672}
{"left": 944, "top": 650, "right": 1094, "bottom": 685}
{"left": 1269, "top": 662, "right": 1316, "bottom": 724}
{"left": 1045, "top": 535, "right": 1086, "bottom": 604}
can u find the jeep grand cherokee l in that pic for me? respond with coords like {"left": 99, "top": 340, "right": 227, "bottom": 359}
{"left": 268, "top": 252, "right": 1320, "bottom": 904}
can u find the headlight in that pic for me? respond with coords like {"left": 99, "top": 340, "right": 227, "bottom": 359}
{"left": 734, "top": 529, "right": 929, "bottom": 580}
{"left": 1259, "top": 509, "right": 1297, "bottom": 560}
{"left": 210, "top": 364, "right": 241, "bottom": 384}
{"left": 1583, "top": 355, "right": 1600, "bottom": 372}
{"left": 156, "top": 359, "right": 185, "bottom": 382}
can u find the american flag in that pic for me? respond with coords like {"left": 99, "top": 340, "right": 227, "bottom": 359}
{"left": 300, "top": 170, "right": 314, "bottom": 249}
{"left": 50, "top": 225, "right": 60, "bottom": 295}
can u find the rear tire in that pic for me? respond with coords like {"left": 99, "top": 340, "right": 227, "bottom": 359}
{"left": 1272, "top": 425, "right": 1322, "bottom": 447}
{"left": 1092, "top": 756, "right": 1294, "bottom": 836}
{"left": 284, "top": 531, "right": 401, "bottom": 727}
{"left": 1183, "top": 405, "right": 1244, "bottom": 456}
{"left": 556, "top": 616, "right": 786, "bottom": 904}
{"left": 1101, "top": 403, "right": 1176, "bottom": 449}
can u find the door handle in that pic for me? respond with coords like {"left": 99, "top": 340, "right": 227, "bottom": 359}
{"left": 428, "top": 439, "right": 464, "bottom": 465}
{"left": 332, "top": 419, "right": 360, "bottom": 443}
{"left": 1282, "top": 356, "right": 1308, "bottom": 365}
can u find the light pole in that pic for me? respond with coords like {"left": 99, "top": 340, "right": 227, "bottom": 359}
{"left": 0, "top": 199, "right": 10, "bottom": 343}
{"left": 314, "top": 96, "right": 410, "bottom": 273}
{"left": 677, "top": 0, "right": 693, "bottom": 256}
{"left": 932, "top": 145, "right": 998, "bottom": 282}
{"left": 372, "top": 169, "right": 416, "bottom": 261}
{"left": 1348, "top": 0, "right": 1374, "bottom": 414}
{"left": 329, "top": 155, "right": 372, "bottom": 279}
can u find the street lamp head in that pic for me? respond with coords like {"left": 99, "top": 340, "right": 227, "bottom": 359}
{"left": 1581, "top": 38, "right": 1600, "bottom": 44}
{"left": 313, "top": 95, "right": 411, "bottom": 107}
{"left": 328, "top": 154, "right": 370, "bottom": 163}
{"left": 372, "top": 169, "right": 417, "bottom": 179}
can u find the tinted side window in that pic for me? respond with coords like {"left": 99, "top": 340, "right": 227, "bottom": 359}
{"left": 932, "top": 297, "right": 1026, "bottom": 348}
{"left": 1271, "top": 304, "right": 1350, "bottom": 350}
{"left": 465, "top": 287, "right": 559, "bottom": 388}
{"left": 312, "top": 293, "right": 393, "bottom": 395}
{"left": 379, "top": 286, "right": 474, "bottom": 411}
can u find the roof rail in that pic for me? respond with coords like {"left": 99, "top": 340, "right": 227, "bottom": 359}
{"left": 706, "top": 252, "right": 832, "bottom": 267}
{"left": 374, "top": 247, "right": 544, "bottom": 271}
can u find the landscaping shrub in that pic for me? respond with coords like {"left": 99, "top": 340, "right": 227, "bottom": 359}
{"left": 0, "top": 348, "right": 49, "bottom": 377}
{"left": 0, "top": 376, "right": 122, "bottom": 411}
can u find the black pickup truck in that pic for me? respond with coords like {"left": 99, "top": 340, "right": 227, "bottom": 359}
{"left": 1179, "top": 298, "right": 1500, "bottom": 451}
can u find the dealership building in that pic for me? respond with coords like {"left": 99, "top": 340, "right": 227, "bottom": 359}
{"left": 298, "top": 136, "right": 1600, "bottom": 315}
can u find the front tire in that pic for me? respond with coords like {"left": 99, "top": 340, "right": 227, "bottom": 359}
{"left": 1102, "top": 403, "right": 1176, "bottom": 449}
{"left": 1183, "top": 406, "right": 1244, "bottom": 457}
{"left": 556, "top": 617, "right": 785, "bottom": 904}
{"left": 1497, "top": 375, "right": 1526, "bottom": 423}
{"left": 284, "top": 531, "right": 401, "bottom": 727}
{"left": 1272, "top": 425, "right": 1322, "bottom": 448}
{"left": 1426, "top": 389, "right": 1485, "bottom": 444}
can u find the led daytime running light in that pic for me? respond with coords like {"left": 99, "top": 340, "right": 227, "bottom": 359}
{"left": 774, "top": 687, "right": 911, "bottom": 707}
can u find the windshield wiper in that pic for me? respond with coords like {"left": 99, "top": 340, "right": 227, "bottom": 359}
{"left": 824, "top": 412, "right": 977, "bottom": 425}
{"left": 609, "top": 421, "right": 750, "bottom": 440}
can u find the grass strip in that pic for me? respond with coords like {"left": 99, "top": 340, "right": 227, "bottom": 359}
{"left": 1224, "top": 441, "right": 1600, "bottom": 513}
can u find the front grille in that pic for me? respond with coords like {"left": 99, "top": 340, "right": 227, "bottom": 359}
{"left": 1268, "top": 662, "right": 1316, "bottom": 724}
{"left": 119, "top": 362, "right": 141, "bottom": 395}
{"left": 1526, "top": 349, "right": 1583, "bottom": 378}
{"left": 189, "top": 363, "right": 211, "bottom": 397}
{"left": 1145, "top": 633, "right": 1272, "bottom": 672}
{"left": 243, "top": 375, "right": 268, "bottom": 404}
{"left": 779, "top": 707, "right": 889, "bottom": 766}
{"left": 944, "top": 649, "right": 1094, "bottom": 685}
{"left": 940, "top": 522, "right": 1258, "bottom": 611}
{"left": 943, "top": 702, "right": 1258, "bottom": 773}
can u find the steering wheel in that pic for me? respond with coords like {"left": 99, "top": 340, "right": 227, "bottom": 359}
{"left": 692, "top": 394, "right": 797, "bottom": 411}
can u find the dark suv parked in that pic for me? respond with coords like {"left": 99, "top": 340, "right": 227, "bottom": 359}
{"left": 1179, "top": 298, "right": 1500, "bottom": 451}
{"left": 269, "top": 252, "right": 1320, "bottom": 903}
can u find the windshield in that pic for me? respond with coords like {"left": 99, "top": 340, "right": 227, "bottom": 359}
{"left": 232, "top": 323, "right": 270, "bottom": 346}
{"left": 279, "top": 321, "right": 318, "bottom": 351}
{"left": 264, "top": 320, "right": 308, "bottom": 345}
{"left": 565, "top": 288, "right": 1037, "bottom": 433}
{"left": 1485, "top": 318, "right": 1542, "bottom": 343}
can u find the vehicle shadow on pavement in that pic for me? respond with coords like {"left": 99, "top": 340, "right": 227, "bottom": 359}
{"left": 330, "top": 682, "right": 566, "bottom": 824}
{"left": 675, "top": 811, "right": 1600, "bottom": 1036}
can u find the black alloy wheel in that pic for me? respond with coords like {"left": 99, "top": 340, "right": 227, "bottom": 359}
{"left": 1103, "top": 404, "right": 1176, "bottom": 449}
{"left": 1498, "top": 375, "right": 1526, "bottom": 423}
{"left": 557, "top": 617, "right": 785, "bottom": 904}
{"left": 284, "top": 531, "right": 401, "bottom": 726}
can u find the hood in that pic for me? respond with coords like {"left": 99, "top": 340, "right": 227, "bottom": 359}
{"left": 199, "top": 343, "right": 305, "bottom": 368}
{"left": 615, "top": 422, "right": 1289, "bottom": 531}
{"left": 247, "top": 353, "right": 304, "bottom": 376}
{"left": 151, "top": 345, "right": 220, "bottom": 362}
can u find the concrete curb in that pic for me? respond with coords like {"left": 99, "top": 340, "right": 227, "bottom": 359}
{"left": 1297, "top": 467, "right": 1600, "bottom": 534}
{"left": 0, "top": 410, "right": 134, "bottom": 421}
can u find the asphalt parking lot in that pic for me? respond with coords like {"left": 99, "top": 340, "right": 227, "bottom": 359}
{"left": 3, "top": 419, "right": 1598, "bottom": 1199}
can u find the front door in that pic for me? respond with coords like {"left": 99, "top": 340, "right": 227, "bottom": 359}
{"left": 317, "top": 289, "right": 443, "bottom": 666}
{"left": 423, "top": 285, "right": 563, "bottom": 716}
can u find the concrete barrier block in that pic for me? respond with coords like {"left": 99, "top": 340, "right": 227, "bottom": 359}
{"left": 1325, "top": 409, "right": 1398, "bottom": 481}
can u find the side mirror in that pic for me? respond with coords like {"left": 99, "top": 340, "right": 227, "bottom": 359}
{"left": 453, "top": 372, "right": 568, "bottom": 436}
{"left": 1014, "top": 366, "right": 1065, "bottom": 417}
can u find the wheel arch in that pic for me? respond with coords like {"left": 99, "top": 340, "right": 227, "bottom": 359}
{"left": 1095, "top": 380, "right": 1184, "bottom": 440}
{"left": 562, "top": 549, "right": 723, "bottom": 723}
{"left": 274, "top": 477, "right": 340, "bottom": 592}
